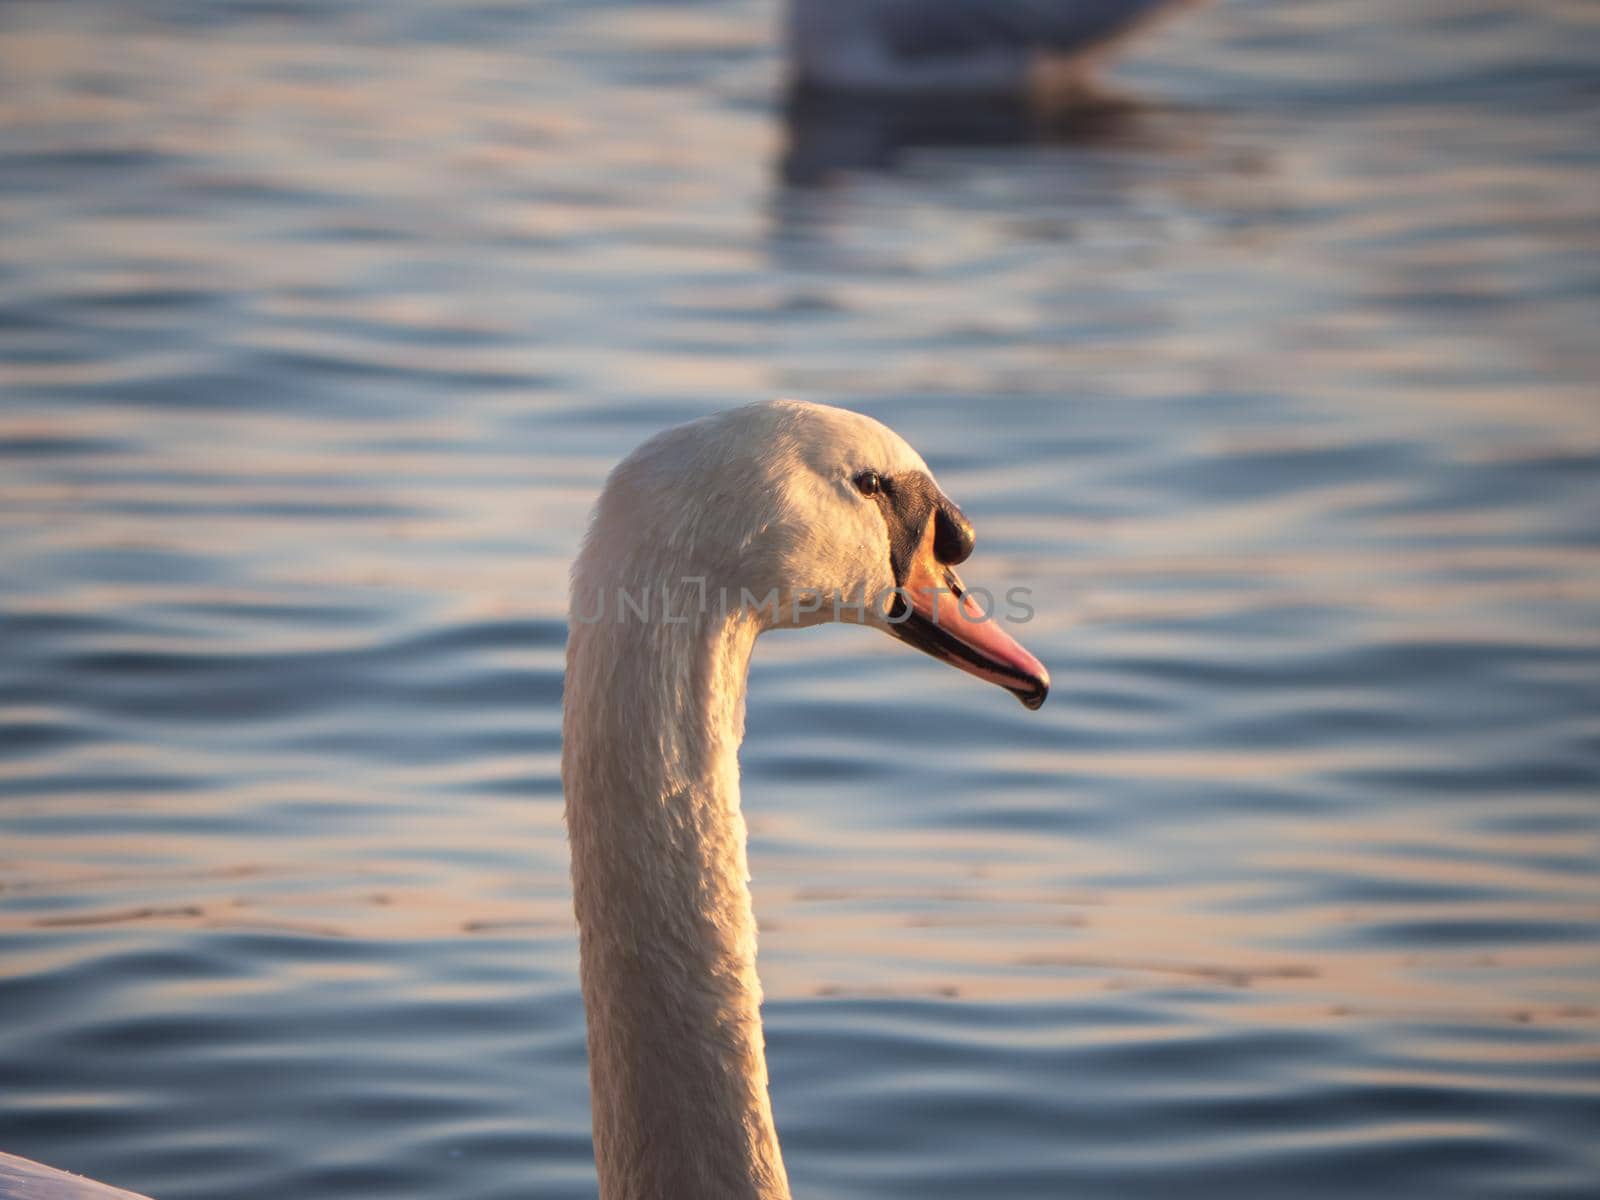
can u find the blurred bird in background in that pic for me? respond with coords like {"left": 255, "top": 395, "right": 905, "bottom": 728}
{"left": 781, "top": 0, "right": 1211, "bottom": 183}
{"left": 787, "top": 0, "right": 1210, "bottom": 98}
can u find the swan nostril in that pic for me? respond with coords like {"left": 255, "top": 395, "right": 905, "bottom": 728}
{"left": 933, "top": 502, "right": 975, "bottom": 565}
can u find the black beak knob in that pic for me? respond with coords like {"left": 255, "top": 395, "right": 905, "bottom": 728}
{"left": 933, "top": 499, "right": 975, "bottom": 565}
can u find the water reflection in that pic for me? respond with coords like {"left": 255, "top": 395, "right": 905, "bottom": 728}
{"left": 780, "top": 86, "right": 1166, "bottom": 186}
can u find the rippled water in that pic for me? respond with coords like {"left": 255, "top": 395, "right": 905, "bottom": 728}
{"left": 2, "top": 1, "right": 1598, "bottom": 1197}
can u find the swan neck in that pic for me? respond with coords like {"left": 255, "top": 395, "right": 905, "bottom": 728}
{"left": 563, "top": 605, "right": 789, "bottom": 1200}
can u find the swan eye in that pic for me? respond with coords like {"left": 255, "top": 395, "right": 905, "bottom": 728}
{"left": 853, "top": 469, "right": 883, "bottom": 497}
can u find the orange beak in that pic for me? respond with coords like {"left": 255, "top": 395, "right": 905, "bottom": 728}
{"left": 887, "top": 519, "right": 1050, "bottom": 710}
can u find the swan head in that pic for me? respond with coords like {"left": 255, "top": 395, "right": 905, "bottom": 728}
{"left": 577, "top": 400, "right": 1049, "bottom": 709}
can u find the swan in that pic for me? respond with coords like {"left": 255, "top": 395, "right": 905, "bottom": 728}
{"left": 564, "top": 400, "right": 1049, "bottom": 1199}
{"left": 0, "top": 401, "right": 1047, "bottom": 1200}
{"left": 788, "top": 0, "right": 1209, "bottom": 96}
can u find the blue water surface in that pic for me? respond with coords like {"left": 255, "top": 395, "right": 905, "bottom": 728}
{"left": 1, "top": 1, "right": 1597, "bottom": 1197}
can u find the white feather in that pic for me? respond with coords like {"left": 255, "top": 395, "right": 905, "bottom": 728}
{"left": 788, "top": 0, "right": 1208, "bottom": 93}
{"left": 563, "top": 401, "right": 939, "bottom": 1199}
{"left": 0, "top": 1153, "right": 152, "bottom": 1200}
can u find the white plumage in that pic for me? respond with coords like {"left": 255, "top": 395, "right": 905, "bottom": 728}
{"left": 564, "top": 401, "right": 1047, "bottom": 1198}
{"left": 788, "top": 0, "right": 1209, "bottom": 93}
{"left": 0, "top": 1153, "right": 151, "bottom": 1200}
